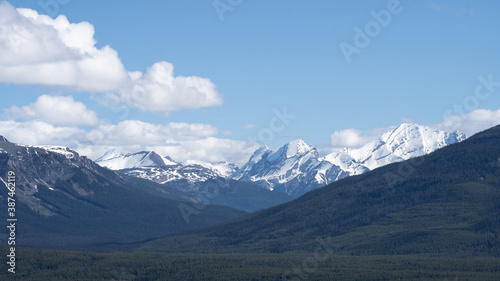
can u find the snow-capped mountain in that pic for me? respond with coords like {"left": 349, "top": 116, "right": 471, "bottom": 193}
{"left": 96, "top": 150, "right": 177, "bottom": 170}
{"left": 184, "top": 160, "right": 239, "bottom": 178}
{"left": 232, "top": 139, "right": 357, "bottom": 196}
{"left": 95, "top": 150, "right": 238, "bottom": 184}
{"left": 232, "top": 139, "right": 322, "bottom": 194}
{"left": 0, "top": 136, "right": 247, "bottom": 249}
{"left": 234, "top": 123, "right": 466, "bottom": 197}
{"left": 94, "top": 123, "right": 465, "bottom": 197}
{"left": 94, "top": 149, "right": 291, "bottom": 212}
{"left": 345, "top": 123, "right": 466, "bottom": 170}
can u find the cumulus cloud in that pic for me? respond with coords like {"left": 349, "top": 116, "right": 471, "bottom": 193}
{"left": 86, "top": 120, "right": 219, "bottom": 146}
{"left": 330, "top": 128, "right": 375, "bottom": 148}
{"left": 147, "top": 138, "right": 259, "bottom": 166}
{"left": 0, "top": 118, "right": 257, "bottom": 165}
{"left": 122, "top": 62, "right": 223, "bottom": 113}
{"left": 0, "top": 120, "right": 83, "bottom": 146}
{"left": 0, "top": 2, "right": 127, "bottom": 91}
{"left": 5, "top": 94, "right": 99, "bottom": 126}
{"left": 86, "top": 121, "right": 258, "bottom": 166}
{"left": 0, "top": 2, "right": 223, "bottom": 114}
{"left": 436, "top": 109, "right": 500, "bottom": 137}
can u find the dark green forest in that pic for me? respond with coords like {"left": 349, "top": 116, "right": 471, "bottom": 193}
{"left": 1, "top": 246, "right": 499, "bottom": 280}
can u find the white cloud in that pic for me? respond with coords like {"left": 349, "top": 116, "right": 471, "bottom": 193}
{"left": 330, "top": 128, "right": 375, "bottom": 148}
{"left": 0, "top": 2, "right": 223, "bottom": 114}
{"left": 83, "top": 121, "right": 259, "bottom": 166}
{"left": 0, "top": 2, "right": 127, "bottom": 91}
{"left": 436, "top": 109, "right": 500, "bottom": 137}
{"left": 0, "top": 120, "right": 83, "bottom": 146}
{"left": 122, "top": 62, "right": 223, "bottom": 113}
{"left": 87, "top": 120, "right": 219, "bottom": 146}
{"left": 5, "top": 94, "right": 99, "bottom": 126}
{"left": 0, "top": 118, "right": 256, "bottom": 166}
{"left": 147, "top": 138, "right": 259, "bottom": 166}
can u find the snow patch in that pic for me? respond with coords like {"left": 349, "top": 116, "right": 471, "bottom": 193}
{"left": 32, "top": 145, "right": 75, "bottom": 159}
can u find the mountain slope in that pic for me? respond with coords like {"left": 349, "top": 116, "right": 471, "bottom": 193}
{"left": 233, "top": 139, "right": 322, "bottom": 195}
{"left": 346, "top": 122, "right": 466, "bottom": 170}
{"left": 134, "top": 125, "right": 500, "bottom": 257}
{"left": 96, "top": 149, "right": 236, "bottom": 183}
{"left": 111, "top": 165, "right": 292, "bottom": 212}
{"left": 96, "top": 150, "right": 177, "bottom": 170}
{"left": 159, "top": 177, "right": 292, "bottom": 213}
{"left": 234, "top": 123, "right": 465, "bottom": 197}
{"left": 96, "top": 150, "right": 292, "bottom": 212}
{"left": 184, "top": 160, "right": 239, "bottom": 177}
{"left": 0, "top": 137, "right": 247, "bottom": 250}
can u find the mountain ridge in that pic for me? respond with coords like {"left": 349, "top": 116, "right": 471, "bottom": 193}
{"left": 234, "top": 123, "right": 465, "bottom": 197}
{"left": 0, "top": 137, "right": 247, "bottom": 250}
{"left": 131, "top": 124, "right": 500, "bottom": 257}
{"left": 94, "top": 123, "right": 465, "bottom": 198}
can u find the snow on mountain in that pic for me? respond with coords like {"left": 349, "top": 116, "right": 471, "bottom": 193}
{"left": 31, "top": 145, "right": 76, "bottom": 159}
{"left": 93, "top": 123, "right": 465, "bottom": 197}
{"left": 184, "top": 160, "right": 239, "bottom": 177}
{"left": 96, "top": 150, "right": 177, "bottom": 170}
{"left": 233, "top": 139, "right": 321, "bottom": 192}
{"left": 95, "top": 150, "right": 237, "bottom": 184}
{"left": 285, "top": 139, "right": 313, "bottom": 158}
{"left": 346, "top": 123, "right": 466, "bottom": 170}
{"left": 95, "top": 148, "right": 123, "bottom": 162}
{"left": 123, "top": 164, "right": 221, "bottom": 185}
{"left": 235, "top": 123, "right": 466, "bottom": 197}
{"left": 321, "top": 148, "right": 367, "bottom": 176}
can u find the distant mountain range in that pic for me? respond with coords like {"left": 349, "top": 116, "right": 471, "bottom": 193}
{"left": 0, "top": 136, "right": 247, "bottom": 250}
{"left": 234, "top": 123, "right": 466, "bottom": 196}
{"left": 0, "top": 122, "right": 493, "bottom": 256}
{"left": 96, "top": 123, "right": 466, "bottom": 197}
{"left": 96, "top": 150, "right": 238, "bottom": 182}
{"left": 132, "top": 125, "right": 500, "bottom": 257}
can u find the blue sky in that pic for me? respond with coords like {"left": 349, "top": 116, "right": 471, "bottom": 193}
{"left": 0, "top": 0, "right": 499, "bottom": 165}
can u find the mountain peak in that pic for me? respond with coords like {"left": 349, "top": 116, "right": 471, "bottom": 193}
{"left": 381, "top": 123, "right": 422, "bottom": 141}
{"left": 143, "top": 151, "right": 177, "bottom": 166}
{"left": 184, "top": 160, "right": 239, "bottom": 177}
{"left": 96, "top": 150, "right": 177, "bottom": 170}
{"left": 95, "top": 148, "right": 123, "bottom": 162}
{"left": 350, "top": 123, "right": 466, "bottom": 170}
{"left": 285, "top": 139, "right": 313, "bottom": 158}
{"left": 399, "top": 122, "right": 418, "bottom": 128}
{"left": 237, "top": 122, "right": 467, "bottom": 197}
{"left": 0, "top": 135, "right": 10, "bottom": 143}
{"left": 248, "top": 145, "right": 273, "bottom": 163}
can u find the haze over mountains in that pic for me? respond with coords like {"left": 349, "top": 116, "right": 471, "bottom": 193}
{"left": 97, "top": 123, "right": 466, "bottom": 197}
